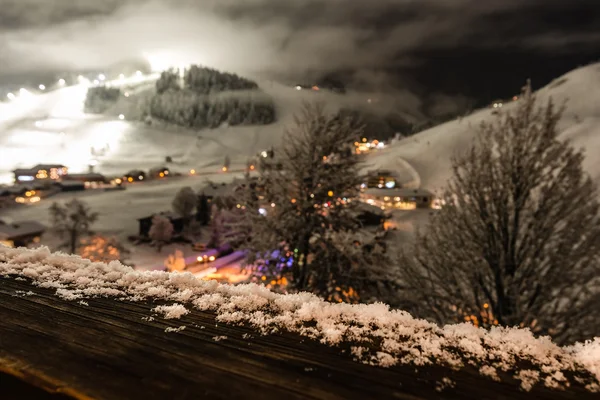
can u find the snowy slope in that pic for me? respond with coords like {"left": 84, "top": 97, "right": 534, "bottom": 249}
{"left": 0, "top": 79, "right": 354, "bottom": 185}
{"left": 373, "top": 63, "right": 600, "bottom": 193}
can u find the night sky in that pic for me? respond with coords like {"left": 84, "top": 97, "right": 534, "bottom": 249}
{"left": 1, "top": 0, "right": 599, "bottom": 114}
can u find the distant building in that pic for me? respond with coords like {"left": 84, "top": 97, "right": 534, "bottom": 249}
{"left": 361, "top": 187, "right": 435, "bottom": 210}
{"left": 0, "top": 219, "right": 46, "bottom": 247}
{"left": 62, "top": 173, "right": 108, "bottom": 188}
{"left": 13, "top": 164, "right": 68, "bottom": 184}
{"left": 123, "top": 170, "right": 146, "bottom": 183}
{"left": 364, "top": 169, "right": 398, "bottom": 189}
{"left": 149, "top": 166, "right": 170, "bottom": 179}
{"left": 138, "top": 212, "right": 184, "bottom": 237}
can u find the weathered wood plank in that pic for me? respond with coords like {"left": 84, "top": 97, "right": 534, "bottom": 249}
{"left": 0, "top": 277, "right": 596, "bottom": 400}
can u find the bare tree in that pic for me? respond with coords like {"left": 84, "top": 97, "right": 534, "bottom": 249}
{"left": 238, "top": 102, "right": 393, "bottom": 302}
{"left": 172, "top": 186, "right": 197, "bottom": 227}
{"left": 149, "top": 215, "right": 174, "bottom": 252}
{"left": 49, "top": 199, "right": 98, "bottom": 254}
{"left": 399, "top": 82, "right": 600, "bottom": 344}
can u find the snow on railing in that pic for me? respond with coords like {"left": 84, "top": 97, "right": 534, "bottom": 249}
{"left": 0, "top": 245, "right": 598, "bottom": 392}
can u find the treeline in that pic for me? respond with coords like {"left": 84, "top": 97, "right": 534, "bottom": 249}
{"left": 149, "top": 91, "right": 275, "bottom": 128}
{"left": 84, "top": 86, "right": 121, "bottom": 113}
{"left": 149, "top": 65, "right": 275, "bottom": 128}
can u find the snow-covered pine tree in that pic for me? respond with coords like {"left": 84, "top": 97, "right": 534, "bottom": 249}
{"left": 238, "top": 102, "right": 376, "bottom": 300}
{"left": 49, "top": 199, "right": 98, "bottom": 254}
{"left": 398, "top": 81, "right": 600, "bottom": 344}
{"left": 148, "top": 215, "right": 174, "bottom": 252}
{"left": 172, "top": 186, "right": 197, "bottom": 227}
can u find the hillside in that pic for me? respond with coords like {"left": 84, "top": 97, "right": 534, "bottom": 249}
{"left": 374, "top": 62, "right": 600, "bottom": 193}
{"left": 1, "top": 246, "right": 599, "bottom": 399}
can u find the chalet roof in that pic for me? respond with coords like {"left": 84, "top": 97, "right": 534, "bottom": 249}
{"left": 33, "top": 164, "right": 67, "bottom": 170}
{"left": 199, "top": 178, "right": 245, "bottom": 198}
{"left": 12, "top": 164, "right": 67, "bottom": 173}
{"left": 363, "top": 187, "right": 435, "bottom": 198}
{"left": 62, "top": 173, "right": 106, "bottom": 180}
{"left": 0, "top": 219, "right": 46, "bottom": 239}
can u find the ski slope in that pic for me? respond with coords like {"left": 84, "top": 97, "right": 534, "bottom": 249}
{"left": 372, "top": 62, "right": 600, "bottom": 194}
{"left": 0, "top": 77, "right": 371, "bottom": 185}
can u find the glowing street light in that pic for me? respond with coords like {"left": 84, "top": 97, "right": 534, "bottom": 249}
{"left": 118, "top": 114, "right": 125, "bottom": 120}
{"left": 98, "top": 73, "right": 106, "bottom": 81}
{"left": 6, "top": 92, "right": 15, "bottom": 100}
{"left": 93, "top": 79, "right": 100, "bottom": 85}
{"left": 39, "top": 84, "right": 46, "bottom": 90}
{"left": 58, "top": 78, "right": 66, "bottom": 86}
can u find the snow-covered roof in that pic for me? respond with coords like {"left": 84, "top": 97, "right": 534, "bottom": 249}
{"left": 0, "top": 245, "right": 598, "bottom": 392}
{"left": 0, "top": 220, "right": 46, "bottom": 239}
{"left": 363, "top": 187, "right": 435, "bottom": 197}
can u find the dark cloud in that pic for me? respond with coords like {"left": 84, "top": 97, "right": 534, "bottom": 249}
{"left": 0, "top": 0, "right": 598, "bottom": 115}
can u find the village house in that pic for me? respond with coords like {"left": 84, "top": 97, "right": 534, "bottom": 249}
{"left": 61, "top": 173, "right": 108, "bottom": 188}
{"left": 361, "top": 187, "right": 436, "bottom": 210}
{"left": 364, "top": 169, "right": 398, "bottom": 189}
{"left": 0, "top": 219, "right": 46, "bottom": 247}
{"left": 12, "top": 164, "right": 68, "bottom": 184}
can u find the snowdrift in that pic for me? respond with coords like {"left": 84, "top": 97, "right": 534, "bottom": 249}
{"left": 1, "top": 245, "right": 598, "bottom": 393}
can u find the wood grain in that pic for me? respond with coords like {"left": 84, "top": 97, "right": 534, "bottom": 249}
{"left": 0, "top": 277, "right": 596, "bottom": 400}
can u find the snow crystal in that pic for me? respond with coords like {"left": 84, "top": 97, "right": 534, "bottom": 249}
{"left": 165, "top": 326, "right": 186, "bottom": 333}
{"left": 1, "top": 246, "right": 599, "bottom": 392}
{"left": 435, "top": 377, "right": 455, "bottom": 392}
{"left": 152, "top": 303, "right": 189, "bottom": 320}
{"left": 479, "top": 365, "right": 500, "bottom": 381}
{"left": 517, "top": 370, "right": 540, "bottom": 392}
{"left": 13, "top": 290, "right": 34, "bottom": 297}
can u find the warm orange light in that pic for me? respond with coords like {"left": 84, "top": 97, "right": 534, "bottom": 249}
{"left": 128, "top": 177, "right": 133, "bottom": 182}
{"left": 249, "top": 165, "right": 255, "bottom": 170}
{"left": 222, "top": 166, "right": 228, "bottom": 172}
{"left": 291, "top": 198, "right": 297, "bottom": 204}
{"left": 208, "top": 256, "right": 216, "bottom": 262}
{"left": 327, "top": 191, "right": 334, "bottom": 197}
{"left": 159, "top": 172, "right": 165, "bottom": 178}
{"left": 190, "top": 169, "right": 196, "bottom": 175}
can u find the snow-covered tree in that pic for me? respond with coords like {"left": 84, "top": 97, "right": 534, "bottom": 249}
{"left": 148, "top": 215, "right": 174, "bottom": 252}
{"left": 398, "top": 81, "right": 600, "bottom": 344}
{"left": 207, "top": 207, "right": 225, "bottom": 249}
{"left": 172, "top": 186, "right": 197, "bottom": 227}
{"left": 165, "top": 249, "right": 186, "bottom": 272}
{"left": 79, "top": 235, "right": 129, "bottom": 264}
{"left": 238, "top": 102, "right": 384, "bottom": 300}
{"left": 49, "top": 199, "right": 98, "bottom": 254}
